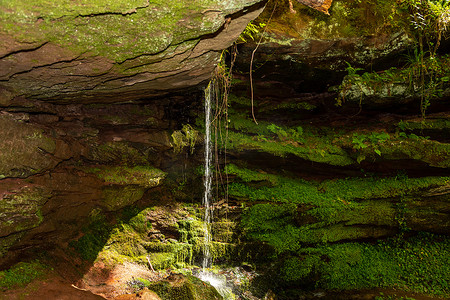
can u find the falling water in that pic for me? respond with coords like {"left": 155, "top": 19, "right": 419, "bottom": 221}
{"left": 198, "top": 81, "right": 236, "bottom": 300}
{"left": 202, "top": 81, "right": 214, "bottom": 269}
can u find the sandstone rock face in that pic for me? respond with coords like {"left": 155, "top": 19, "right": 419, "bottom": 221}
{"left": 0, "top": 100, "right": 189, "bottom": 265}
{"left": 0, "top": 0, "right": 265, "bottom": 103}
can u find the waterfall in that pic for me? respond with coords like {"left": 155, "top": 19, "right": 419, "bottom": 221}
{"left": 202, "top": 81, "right": 214, "bottom": 269}
{"left": 198, "top": 80, "right": 236, "bottom": 300}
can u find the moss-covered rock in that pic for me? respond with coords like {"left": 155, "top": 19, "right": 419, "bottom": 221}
{"left": 0, "top": 0, "right": 266, "bottom": 102}
{"left": 0, "top": 232, "right": 25, "bottom": 258}
{"left": 82, "top": 166, "right": 166, "bottom": 210}
{"left": 145, "top": 273, "right": 223, "bottom": 300}
{"left": 0, "top": 185, "right": 51, "bottom": 258}
{"left": 231, "top": 164, "right": 450, "bottom": 247}
{"left": 337, "top": 55, "right": 450, "bottom": 108}
{"left": 222, "top": 106, "right": 450, "bottom": 168}
{"left": 88, "top": 142, "right": 150, "bottom": 166}
{"left": 0, "top": 186, "right": 50, "bottom": 237}
{"left": 85, "top": 165, "right": 166, "bottom": 187}
{"left": 275, "top": 233, "right": 450, "bottom": 296}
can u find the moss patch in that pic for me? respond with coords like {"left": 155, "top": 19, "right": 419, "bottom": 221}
{"left": 0, "top": 232, "right": 25, "bottom": 258}
{"left": 82, "top": 165, "right": 166, "bottom": 211}
{"left": 231, "top": 164, "right": 449, "bottom": 247}
{"left": 142, "top": 274, "right": 223, "bottom": 300}
{"left": 223, "top": 105, "right": 450, "bottom": 167}
{"left": 0, "top": 0, "right": 247, "bottom": 63}
{"left": 102, "top": 186, "right": 146, "bottom": 211}
{"left": 0, "top": 186, "right": 50, "bottom": 238}
{"left": 70, "top": 211, "right": 112, "bottom": 262}
{"left": 171, "top": 125, "right": 199, "bottom": 154}
{"left": 85, "top": 165, "right": 166, "bottom": 187}
{"left": 89, "top": 142, "right": 149, "bottom": 165}
{"left": 70, "top": 206, "right": 230, "bottom": 269}
{"left": 228, "top": 164, "right": 449, "bottom": 205}
{"left": 277, "top": 233, "right": 449, "bottom": 296}
{"left": 0, "top": 260, "right": 48, "bottom": 290}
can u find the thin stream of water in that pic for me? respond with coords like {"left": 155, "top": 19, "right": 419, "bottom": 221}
{"left": 202, "top": 81, "right": 213, "bottom": 270}
{"left": 200, "top": 82, "right": 236, "bottom": 300}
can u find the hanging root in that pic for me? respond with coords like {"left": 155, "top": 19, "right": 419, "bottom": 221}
{"left": 249, "top": 1, "right": 278, "bottom": 125}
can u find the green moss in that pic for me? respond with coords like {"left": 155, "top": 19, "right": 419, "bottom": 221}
{"left": 177, "top": 218, "right": 235, "bottom": 264}
{"left": 171, "top": 125, "right": 199, "bottom": 154}
{"left": 257, "top": 0, "right": 404, "bottom": 40}
{"left": 144, "top": 274, "right": 223, "bottom": 300}
{"left": 0, "top": 186, "right": 50, "bottom": 238}
{"left": 71, "top": 207, "right": 156, "bottom": 265}
{"left": 270, "top": 234, "right": 449, "bottom": 296}
{"left": 129, "top": 212, "right": 152, "bottom": 234}
{"left": 398, "top": 118, "right": 450, "bottom": 131}
{"left": 240, "top": 203, "right": 301, "bottom": 254}
{"left": 85, "top": 165, "right": 166, "bottom": 187}
{"left": 70, "top": 206, "right": 217, "bottom": 269}
{"left": 0, "top": 0, "right": 232, "bottom": 63}
{"left": 90, "top": 142, "right": 149, "bottom": 165}
{"left": 226, "top": 131, "right": 354, "bottom": 166}
{"left": 224, "top": 110, "right": 354, "bottom": 166}
{"left": 192, "top": 239, "right": 235, "bottom": 262}
{"left": 272, "top": 101, "right": 317, "bottom": 111}
{"left": 228, "top": 164, "right": 449, "bottom": 206}
{"left": 70, "top": 212, "right": 112, "bottom": 261}
{"left": 234, "top": 165, "right": 449, "bottom": 248}
{"left": 375, "top": 140, "right": 450, "bottom": 168}
{"left": 102, "top": 186, "right": 146, "bottom": 211}
{"left": 145, "top": 242, "right": 194, "bottom": 269}
{"left": 0, "top": 232, "right": 25, "bottom": 258}
{"left": 279, "top": 255, "right": 322, "bottom": 283}
{"left": 337, "top": 55, "right": 450, "bottom": 107}
{"left": 99, "top": 223, "right": 150, "bottom": 265}
{"left": 318, "top": 233, "right": 450, "bottom": 295}
{"left": 0, "top": 260, "right": 48, "bottom": 290}
{"left": 225, "top": 95, "right": 450, "bottom": 167}
{"left": 211, "top": 220, "right": 235, "bottom": 243}
{"left": 178, "top": 218, "right": 205, "bottom": 243}
{"left": 83, "top": 165, "right": 165, "bottom": 210}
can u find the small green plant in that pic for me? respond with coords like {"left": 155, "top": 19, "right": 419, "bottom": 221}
{"left": 267, "top": 124, "right": 305, "bottom": 143}
{"left": 351, "top": 132, "right": 391, "bottom": 157}
{"left": 352, "top": 133, "right": 368, "bottom": 150}
{"left": 267, "top": 124, "right": 289, "bottom": 140}
{"left": 237, "top": 21, "right": 266, "bottom": 43}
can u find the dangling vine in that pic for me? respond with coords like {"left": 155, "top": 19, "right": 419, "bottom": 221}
{"left": 208, "top": 45, "right": 238, "bottom": 219}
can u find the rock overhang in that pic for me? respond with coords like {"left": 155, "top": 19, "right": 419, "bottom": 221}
{"left": 0, "top": 0, "right": 267, "bottom": 103}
